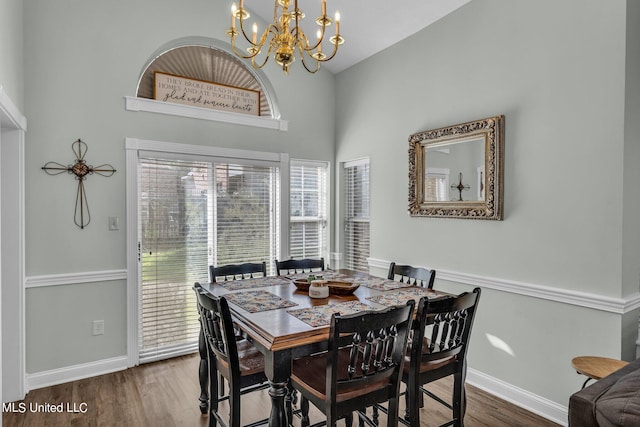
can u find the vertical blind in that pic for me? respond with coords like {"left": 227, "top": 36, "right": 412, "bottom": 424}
{"left": 138, "top": 156, "right": 280, "bottom": 363}
{"left": 289, "top": 161, "right": 328, "bottom": 259}
{"left": 344, "top": 160, "right": 370, "bottom": 272}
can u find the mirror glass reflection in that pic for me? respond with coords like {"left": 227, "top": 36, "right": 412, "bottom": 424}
{"left": 408, "top": 114, "right": 504, "bottom": 220}
{"left": 423, "top": 136, "right": 485, "bottom": 202}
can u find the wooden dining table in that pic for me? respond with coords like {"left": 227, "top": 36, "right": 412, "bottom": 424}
{"left": 197, "top": 269, "right": 446, "bottom": 427}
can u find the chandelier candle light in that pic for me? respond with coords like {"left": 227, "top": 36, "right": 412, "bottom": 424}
{"left": 227, "top": 0, "right": 344, "bottom": 74}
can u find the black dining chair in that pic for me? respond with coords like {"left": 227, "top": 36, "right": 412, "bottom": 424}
{"left": 274, "top": 258, "right": 325, "bottom": 276}
{"left": 194, "top": 283, "right": 269, "bottom": 427}
{"left": 208, "top": 262, "right": 268, "bottom": 396}
{"left": 290, "top": 301, "right": 415, "bottom": 427}
{"left": 210, "top": 262, "right": 267, "bottom": 283}
{"left": 387, "top": 262, "right": 436, "bottom": 289}
{"left": 402, "top": 287, "right": 481, "bottom": 427}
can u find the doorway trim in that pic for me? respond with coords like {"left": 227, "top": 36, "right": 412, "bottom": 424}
{"left": 124, "top": 137, "right": 289, "bottom": 367}
{"left": 0, "top": 86, "right": 27, "bottom": 403}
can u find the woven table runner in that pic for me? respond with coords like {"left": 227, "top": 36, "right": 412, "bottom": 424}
{"left": 217, "top": 276, "right": 292, "bottom": 291}
{"left": 286, "top": 274, "right": 413, "bottom": 291}
{"left": 224, "top": 290, "right": 298, "bottom": 313}
{"left": 287, "top": 301, "right": 377, "bottom": 327}
{"left": 352, "top": 277, "right": 414, "bottom": 291}
{"left": 285, "top": 271, "right": 351, "bottom": 281}
{"left": 366, "top": 287, "right": 444, "bottom": 307}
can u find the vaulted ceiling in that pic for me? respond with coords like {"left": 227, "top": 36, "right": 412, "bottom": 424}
{"left": 246, "top": 0, "right": 472, "bottom": 74}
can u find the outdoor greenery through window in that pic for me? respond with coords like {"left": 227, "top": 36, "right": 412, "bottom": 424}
{"left": 138, "top": 156, "right": 280, "bottom": 362}
{"left": 344, "top": 159, "right": 370, "bottom": 272}
{"left": 289, "top": 161, "right": 328, "bottom": 259}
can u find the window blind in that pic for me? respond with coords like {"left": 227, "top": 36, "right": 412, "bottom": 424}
{"left": 426, "top": 172, "right": 449, "bottom": 201}
{"left": 344, "top": 160, "right": 370, "bottom": 272}
{"left": 138, "top": 157, "right": 280, "bottom": 363}
{"left": 289, "top": 161, "right": 328, "bottom": 259}
{"left": 214, "top": 162, "right": 280, "bottom": 270}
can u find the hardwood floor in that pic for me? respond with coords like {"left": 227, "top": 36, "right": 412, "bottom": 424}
{"left": 3, "top": 354, "right": 561, "bottom": 426}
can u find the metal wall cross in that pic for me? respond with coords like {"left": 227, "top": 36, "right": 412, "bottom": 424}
{"left": 451, "top": 172, "right": 470, "bottom": 201}
{"left": 42, "top": 139, "right": 116, "bottom": 229}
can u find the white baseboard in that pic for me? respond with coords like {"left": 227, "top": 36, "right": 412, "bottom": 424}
{"left": 26, "top": 356, "right": 128, "bottom": 392}
{"left": 467, "top": 368, "right": 568, "bottom": 426}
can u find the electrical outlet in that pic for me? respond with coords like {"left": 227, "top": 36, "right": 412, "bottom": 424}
{"left": 93, "top": 320, "right": 105, "bottom": 336}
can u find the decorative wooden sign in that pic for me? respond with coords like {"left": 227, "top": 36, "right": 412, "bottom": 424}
{"left": 42, "top": 139, "right": 116, "bottom": 229}
{"left": 153, "top": 72, "right": 261, "bottom": 116}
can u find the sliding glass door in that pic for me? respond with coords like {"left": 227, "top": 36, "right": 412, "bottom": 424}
{"left": 138, "top": 155, "right": 280, "bottom": 363}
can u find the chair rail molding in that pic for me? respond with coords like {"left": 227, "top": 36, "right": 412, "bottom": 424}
{"left": 25, "top": 270, "right": 128, "bottom": 288}
{"left": 367, "top": 258, "right": 640, "bottom": 314}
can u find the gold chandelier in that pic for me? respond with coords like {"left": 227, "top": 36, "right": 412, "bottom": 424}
{"left": 226, "top": 0, "right": 344, "bottom": 74}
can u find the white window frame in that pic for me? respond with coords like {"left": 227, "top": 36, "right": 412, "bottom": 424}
{"left": 342, "top": 158, "right": 370, "bottom": 272}
{"left": 288, "top": 159, "right": 330, "bottom": 261}
{"left": 125, "top": 137, "right": 289, "bottom": 366}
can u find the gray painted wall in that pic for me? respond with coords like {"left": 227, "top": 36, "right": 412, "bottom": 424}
{"left": 22, "top": 0, "right": 335, "bottom": 373}
{"left": 0, "top": 0, "right": 23, "bottom": 109}
{"left": 335, "top": 0, "right": 638, "bottom": 407}
{"left": 623, "top": 0, "right": 640, "bottom": 298}
{"left": 8, "top": 0, "right": 640, "bottom": 417}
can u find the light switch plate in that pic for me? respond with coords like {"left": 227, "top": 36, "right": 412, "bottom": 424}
{"left": 93, "top": 320, "right": 105, "bottom": 336}
{"left": 108, "top": 216, "right": 119, "bottom": 231}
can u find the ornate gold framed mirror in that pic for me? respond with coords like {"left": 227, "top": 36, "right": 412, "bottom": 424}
{"left": 408, "top": 115, "right": 504, "bottom": 220}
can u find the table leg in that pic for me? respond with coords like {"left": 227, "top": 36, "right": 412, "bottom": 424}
{"left": 268, "top": 380, "right": 289, "bottom": 427}
{"left": 198, "top": 326, "right": 209, "bottom": 414}
{"left": 263, "top": 350, "right": 292, "bottom": 427}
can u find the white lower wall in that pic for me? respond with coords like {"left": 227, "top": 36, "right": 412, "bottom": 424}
{"left": 24, "top": 274, "right": 128, "bottom": 375}
{"left": 368, "top": 257, "right": 639, "bottom": 426}
{"left": 24, "top": 263, "right": 640, "bottom": 425}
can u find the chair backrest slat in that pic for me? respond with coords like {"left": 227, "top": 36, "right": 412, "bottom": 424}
{"left": 387, "top": 262, "right": 436, "bottom": 289}
{"left": 275, "top": 258, "right": 325, "bottom": 275}
{"left": 414, "top": 288, "right": 481, "bottom": 363}
{"left": 328, "top": 302, "right": 414, "bottom": 403}
{"left": 210, "top": 262, "right": 267, "bottom": 283}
